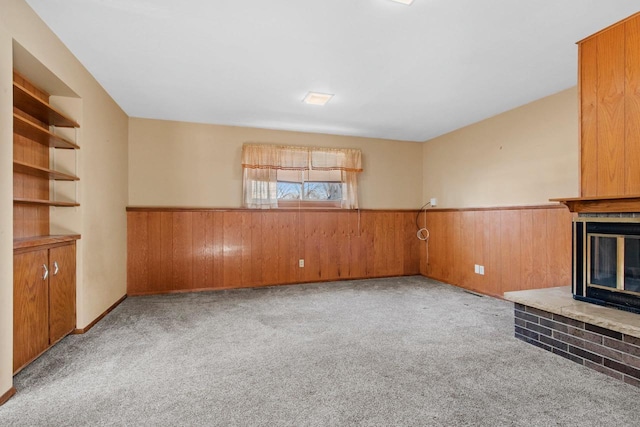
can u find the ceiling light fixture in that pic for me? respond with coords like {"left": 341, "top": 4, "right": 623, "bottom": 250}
{"left": 303, "top": 92, "right": 334, "bottom": 106}
{"left": 390, "top": 0, "right": 414, "bottom": 5}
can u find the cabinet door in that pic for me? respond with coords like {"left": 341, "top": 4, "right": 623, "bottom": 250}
{"left": 49, "top": 243, "right": 76, "bottom": 344}
{"left": 14, "top": 249, "right": 49, "bottom": 372}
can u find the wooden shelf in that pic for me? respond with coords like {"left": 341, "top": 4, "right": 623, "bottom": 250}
{"left": 550, "top": 195, "right": 640, "bottom": 213}
{"left": 14, "top": 161, "right": 79, "bottom": 181}
{"left": 14, "top": 198, "right": 80, "bottom": 207}
{"left": 13, "top": 82, "right": 79, "bottom": 128}
{"left": 13, "top": 234, "right": 81, "bottom": 251}
{"left": 13, "top": 114, "right": 79, "bottom": 149}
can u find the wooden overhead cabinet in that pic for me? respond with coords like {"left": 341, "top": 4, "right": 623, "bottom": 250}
{"left": 579, "top": 12, "right": 640, "bottom": 198}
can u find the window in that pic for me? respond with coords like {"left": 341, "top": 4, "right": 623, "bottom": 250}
{"left": 241, "top": 144, "right": 362, "bottom": 209}
{"left": 276, "top": 169, "right": 343, "bottom": 207}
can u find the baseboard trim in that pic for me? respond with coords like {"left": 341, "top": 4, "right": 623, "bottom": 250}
{"left": 0, "top": 387, "right": 16, "bottom": 406}
{"left": 420, "top": 272, "right": 505, "bottom": 300}
{"left": 72, "top": 294, "right": 127, "bottom": 334}
{"left": 127, "top": 274, "right": 421, "bottom": 296}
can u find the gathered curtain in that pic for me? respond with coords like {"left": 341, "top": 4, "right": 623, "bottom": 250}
{"left": 242, "top": 143, "right": 362, "bottom": 209}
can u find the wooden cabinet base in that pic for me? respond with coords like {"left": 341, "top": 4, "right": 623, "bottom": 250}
{"left": 13, "top": 240, "right": 77, "bottom": 374}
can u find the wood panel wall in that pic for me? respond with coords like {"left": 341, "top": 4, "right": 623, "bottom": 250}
{"left": 127, "top": 209, "right": 421, "bottom": 295}
{"left": 418, "top": 206, "right": 573, "bottom": 298}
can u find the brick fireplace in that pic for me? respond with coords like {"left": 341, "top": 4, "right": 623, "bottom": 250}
{"left": 507, "top": 10, "right": 640, "bottom": 389}
{"left": 505, "top": 287, "right": 640, "bottom": 388}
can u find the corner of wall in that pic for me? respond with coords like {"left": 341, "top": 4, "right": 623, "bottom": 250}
{"left": 0, "top": 30, "right": 15, "bottom": 401}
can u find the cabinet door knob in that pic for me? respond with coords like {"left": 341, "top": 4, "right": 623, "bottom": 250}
{"left": 42, "top": 264, "right": 49, "bottom": 281}
{"left": 53, "top": 261, "right": 59, "bottom": 276}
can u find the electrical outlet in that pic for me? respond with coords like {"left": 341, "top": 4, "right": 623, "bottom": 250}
{"left": 479, "top": 265, "right": 485, "bottom": 275}
{"left": 430, "top": 198, "right": 437, "bottom": 207}
{"left": 474, "top": 264, "right": 479, "bottom": 274}
{"left": 299, "top": 259, "right": 304, "bottom": 268}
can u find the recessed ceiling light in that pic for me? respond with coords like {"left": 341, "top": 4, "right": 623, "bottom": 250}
{"left": 303, "top": 92, "right": 334, "bottom": 106}
{"left": 391, "top": 0, "right": 414, "bottom": 4}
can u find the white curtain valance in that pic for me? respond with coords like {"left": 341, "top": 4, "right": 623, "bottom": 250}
{"left": 242, "top": 143, "right": 362, "bottom": 172}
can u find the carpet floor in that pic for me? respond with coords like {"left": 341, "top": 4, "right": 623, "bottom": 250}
{"left": 1, "top": 276, "right": 638, "bottom": 426}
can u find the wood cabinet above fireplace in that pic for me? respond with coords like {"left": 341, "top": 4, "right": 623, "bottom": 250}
{"left": 555, "top": 12, "right": 640, "bottom": 213}
{"left": 580, "top": 12, "right": 640, "bottom": 198}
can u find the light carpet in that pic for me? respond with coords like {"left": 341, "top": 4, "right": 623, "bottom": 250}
{"left": 1, "top": 276, "right": 638, "bottom": 426}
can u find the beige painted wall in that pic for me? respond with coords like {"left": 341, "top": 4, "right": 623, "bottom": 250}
{"left": 129, "top": 118, "right": 423, "bottom": 209}
{"left": 0, "top": 0, "right": 128, "bottom": 398}
{"left": 422, "top": 87, "right": 579, "bottom": 208}
{"left": 0, "top": 23, "right": 14, "bottom": 398}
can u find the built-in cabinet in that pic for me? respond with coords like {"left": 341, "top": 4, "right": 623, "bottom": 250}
{"left": 13, "top": 240, "right": 76, "bottom": 373}
{"left": 12, "top": 71, "right": 80, "bottom": 374}
{"left": 578, "top": 12, "right": 640, "bottom": 199}
{"left": 554, "top": 12, "right": 640, "bottom": 213}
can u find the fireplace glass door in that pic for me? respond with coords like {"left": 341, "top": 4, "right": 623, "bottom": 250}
{"left": 588, "top": 234, "right": 640, "bottom": 295}
{"left": 625, "top": 237, "right": 640, "bottom": 293}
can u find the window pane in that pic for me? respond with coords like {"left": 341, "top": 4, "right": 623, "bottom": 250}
{"left": 304, "top": 182, "right": 342, "bottom": 200}
{"left": 276, "top": 169, "right": 343, "bottom": 202}
{"left": 277, "top": 182, "right": 302, "bottom": 199}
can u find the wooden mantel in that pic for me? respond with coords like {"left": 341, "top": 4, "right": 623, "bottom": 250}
{"left": 550, "top": 195, "right": 640, "bottom": 213}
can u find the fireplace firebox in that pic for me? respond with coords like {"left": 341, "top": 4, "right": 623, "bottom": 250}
{"left": 573, "top": 217, "right": 640, "bottom": 314}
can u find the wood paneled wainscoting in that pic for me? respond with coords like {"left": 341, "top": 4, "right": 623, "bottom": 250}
{"left": 418, "top": 205, "right": 574, "bottom": 298}
{"left": 127, "top": 208, "right": 421, "bottom": 295}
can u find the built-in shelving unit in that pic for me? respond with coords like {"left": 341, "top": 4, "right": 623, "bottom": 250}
{"left": 13, "top": 73, "right": 80, "bottom": 213}
{"left": 13, "top": 114, "right": 79, "bottom": 149}
{"left": 13, "top": 82, "right": 79, "bottom": 128}
{"left": 12, "top": 70, "right": 80, "bottom": 374}
{"left": 13, "top": 198, "right": 80, "bottom": 208}
{"left": 13, "top": 160, "right": 78, "bottom": 181}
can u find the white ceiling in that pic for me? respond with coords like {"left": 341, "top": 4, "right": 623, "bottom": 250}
{"left": 24, "top": 0, "right": 640, "bottom": 142}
